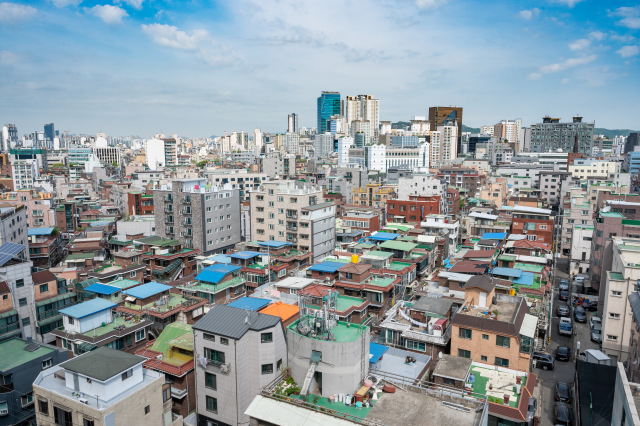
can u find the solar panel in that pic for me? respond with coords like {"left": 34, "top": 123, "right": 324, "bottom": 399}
{"left": 0, "top": 243, "right": 26, "bottom": 267}
{"left": 23, "top": 343, "right": 40, "bottom": 352}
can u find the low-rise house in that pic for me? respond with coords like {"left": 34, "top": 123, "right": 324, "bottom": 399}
{"left": 178, "top": 263, "right": 246, "bottom": 304}
{"left": 27, "top": 227, "right": 65, "bottom": 269}
{"left": 135, "top": 236, "right": 200, "bottom": 283}
{"left": 298, "top": 283, "right": 370, "bottom": 324}
{"left": 32, "top": 270, "right": 78, "bottom": 344}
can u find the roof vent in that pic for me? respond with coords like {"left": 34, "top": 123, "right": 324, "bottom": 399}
{"left": 24, "top": 343, "right": 40, "bottom": 352}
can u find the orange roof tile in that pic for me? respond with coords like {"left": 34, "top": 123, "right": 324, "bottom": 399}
{"left": 259, "top": 301, "right": 298, "bottom": 321}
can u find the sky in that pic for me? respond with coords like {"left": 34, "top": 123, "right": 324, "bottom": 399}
{"left": 1, "top": 0, "right": 640, "bottom": 138}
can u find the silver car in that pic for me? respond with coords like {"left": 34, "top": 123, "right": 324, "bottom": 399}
{"left": 591, "top": 324, "right": 602, "bottom": 343}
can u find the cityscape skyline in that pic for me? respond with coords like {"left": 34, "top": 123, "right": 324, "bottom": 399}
{"left": 1, "top": 0, "right": 640, "bottom": 136}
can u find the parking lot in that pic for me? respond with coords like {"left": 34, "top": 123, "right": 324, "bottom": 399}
{"left": 537, "top": 259, "right": 600, "bottom": 426}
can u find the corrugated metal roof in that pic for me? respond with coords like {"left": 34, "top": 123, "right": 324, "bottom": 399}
{"left": 491, "top": 267, "right": 522, "bottom": 278}
{"left": 368, "top": 232, "right": 400, "bottom": 241}
{"left": 308, "top": 261, "right": 344, "bottom": 273}
{"left": 228, "top": 251, "right": 261, "bottom": 260}
{"left": 196, "top": 264, "right": 242, "bottom": 284}
{"left": 469, "top": 212, "right": 499, "bottom": 220}
{"left": 60, "top": 347, "right": 145, "bottom": 381}
{"left": 58, "top": 298, "right": 117, "bottom": 319}
{"left": 27, "top": 227, "right": 55, "bottom": 236}
{"left": 379, "top": 241, "right": 418, "bottom": 251}
{"left": 123, "top": 282, "right": 171, "bottom": 299}
{"left": 369, "top": 342, "right": 389, "bottom": 364}
{"left": 257, "top": 241, "right": 291, "bottom": 248}
{"left": 227, "top": 297, "right": 271, "bottom": 311}
{"left": 193, "top": 304, "right": 281, "bottom": 339}
{"left": 85, "top": 283, "right": 121, "bottom": 295}
{"left": 513, "top": 272, "right": 535, "bottom": 286}
{"left": 481, "top": 232, "right": 507, "bottom": 240}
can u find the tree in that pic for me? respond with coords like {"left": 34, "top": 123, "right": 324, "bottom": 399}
{"left": 112, "top": 161, "right": 118, "bottom": 167}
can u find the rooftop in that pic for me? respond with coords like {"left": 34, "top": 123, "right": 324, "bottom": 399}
{"left": 58, "top": 298, "right": 117, "bottom": 319}
{"left": 469, "top": 365, "right": 526, "bottom": 408}
{"left": 193, "top": 304, "right": 281, "bottom": 339}
{"left": 0, "top": 338, "right": 56, "bottom": 371}
{"left": 123, "top": 281, "right": 171, "bottom": 299}
{"left": 122, "top": 292, "right": 190, "bottom": 314}
{"left": 227, "top": 297, "right": 271, "bottom": 311}
{"left": 433, "top": 354, "right": 473, "bottom": 381}
{"left": 60, "top": 346, "right": 145, "bottom": 381}
{"left": 79, "top": 315, "right": 144, "bottom": 337}
{"left": 287, "top": 317, "right": 366, "bottom": 343}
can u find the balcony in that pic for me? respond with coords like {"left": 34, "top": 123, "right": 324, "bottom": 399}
{"left": 164, "top": 217, "right": 173, "bottom": 224}
{"left": 181, "top": 198, "right": 191, "bottom": 205}
{"left": 164, "top": 207, "right": 173, "bottom": 214}
{"left": 180, "top": 232, "right": 193, "bottom": 238}
{"left": 166, "top": 229, "right": 174, "bottom": 235}
{"left": 32, "top": 211, "right": 44, "bottom": 217}
{"left": 164, "top": 196, "right": 173, "bottom": 202}
{"left": 182, "top": 220, "right": 192, "bottom": 227}
{"left": 182, "top": 209, "right": 192, "bottom": 215}
{"left": 286, "top": 211, "right": 298, "bottom": 220}
{"left": 286, "top": 223, "right": 298, "bottom": 231}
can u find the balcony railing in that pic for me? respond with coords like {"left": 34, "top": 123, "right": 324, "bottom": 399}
{"left": 181, "top": 198, "right": 191, "bottom": 205}
{"left": 164, "top": 207, "right": 173, "bottom": 213}
{"left": 182, "top": 209, "right": 192, "bottom": 215}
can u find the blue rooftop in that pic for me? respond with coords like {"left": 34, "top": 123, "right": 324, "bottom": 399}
{"left": 481, "top": 232, "right": 507, "bottom": 240}
{"left": 513, "top": 271, "right": 535, "bottom": 286}
{"left": 369, "top": 342, "right": 389, "bottom": 364}
{"left": 85, "top": 283, "right": 121, "bottom": 295}
{"left": 123, "top": 282, "right": 172, "bottom": 299}
{"left": 27, "top": 227, "right": 55, "bottom": 236}
{"left": 90, "top": 221, "right": 111, "bottom": 227}
{"left": 196, "top": 263, "right": 242, "bottom": 284}
{"left": 207, "top": 254, "right": 232, "bottom": 264}
{"left": 227, "top": 297, "right": 271, "bottom": 311}
{"left": 59, "top": 298, "right": 117, "bottom": 319}
{"left": 491, "top": 267, "right": 522, "bottom": 278}
{"left": 258, "top": 241, "right": 292, "bottom": 248}
{"left": 228, "top": 251, "right": 262, "bottom": 260}
{"left": 308, "top": 261, "right": 344, "bottom": 273}
{"left": 368, "top": 232, "right": 401, "bottom": 241}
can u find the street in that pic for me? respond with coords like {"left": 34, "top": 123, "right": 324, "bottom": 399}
{"left": 536, "top": 258, "right": 601, "bottom": 426}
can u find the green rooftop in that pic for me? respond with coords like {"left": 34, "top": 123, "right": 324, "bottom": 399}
{"left": 65, "top": 253, "right": 94, "bottom": 260}
{"left": 514, "top": 263, "right": 544, "bottom": 273}
{"left": 619, "top": 244, "right": 640, "bottom": 252}
{"left": 123, "top": 292, "right": 189, "bottom": 313}
{"left": 498, "top": 255, "right": 516, "bottom": 262}
{"left": 610, "top": 272, "right": 625, "bottom": 280}
{"left": 368, "top": 277, "right": 396, "bottom": 287}
{"left": 0, "top": 338, "right": 56, "bottom": 371}
{"left": 364, "top": 250, "right": 393, "bottom": 258}
{"left": 379, "top": 241, "right": 418, "bottom": 252}
{"left": 397, "top": 236, "right": 417, "bottom": 242}
{"left": 80, "top": 316, "right": 142, "bottom": 337}
{"left": 182, "top": 276, "right": 247, "bottom": 294}
{"left": 387, "top": 261, "right": 412, "bottom": 271}
{"left": 104, "top": 278, "right": 140, "bottom": 289}
{"left": 135, "top": 236, "right": 179, "bottom": 247}
{"left": 287, "top": 317, "right": 367, "bottom": 343}
{"left": 148, "top": 323, "right": 193, "bottom": 366}
{"left": 600, "top": 212, "right": 625, "bottom": 218}
{"left": 622, "top": 220, "right": 640, "bottom": 226}
{"left": 469, "top": 365, "right": 526, "bottom": 408}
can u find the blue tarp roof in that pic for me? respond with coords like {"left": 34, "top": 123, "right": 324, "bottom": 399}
{"left": 481, "top": 232, "right": 507, "bottom": 240}
{"left": 207, "top": 254, "right": 232, "bottom": 264}
{"left": 308, "top": 261, "right": 344, "bottom": 273}
{"left": 90, "top": 221, "right": 111, "bottom": 227}
{"left": 196, "top": 263, "right": 242, "bottom": 284}
{"left": 123, "top": 282, "right": 171, "bottom": 299}
{"left": 369, "top": 342, "right": 389, "bottom": 364}
{"left": 368, "top": 232, "right": 401, "bottom": 241}
{"left": 59, "top": 298, "right": 117, "bottom": 319}
{"left": 513, "top": 271, "right": 535, "bottom": 286}
{"left": 27, "top": 227, "right": 55, "bottom": 236}
{"left": 491, "top": 267, "right": 522, "bottom": 278}
{"left": 227, "top": 297, "right": 271, "bottom": 311}
{"left": 228, "top": 251, "right": 261, "bottom": 260}
{"left": 85, "top": 283, "right": 121, "bottom": 295}
{"left": 258, "top": 241, "right": 291, "bottom": 248}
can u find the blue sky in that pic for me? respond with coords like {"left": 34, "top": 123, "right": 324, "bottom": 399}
{"left": 0, "top": 0, "right": 639, "bottom": 137}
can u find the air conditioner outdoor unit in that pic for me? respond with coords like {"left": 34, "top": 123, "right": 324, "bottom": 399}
{"left": 220, "top": 363, "right": 230, "bottom": 373}
{"left": 79, "top": 398, "right": 89, "bottom": 405}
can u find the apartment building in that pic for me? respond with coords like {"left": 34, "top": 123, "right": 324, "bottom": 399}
{"left": 33, "top": 347, "right": 180, "bottom": 426}
{"left": 569, "top": 159, "right": 622, "bottom": 180}
{"left": 560, "top": 190, "right": 594, "bottom": 256}
{"left": 429, "top": 125, "right": 458, "bottom": 168}
{"left": 193, "top": 304, "right": 287, "bottom": 426}
{"left": 437, "top": 167, "right": 486, "bottom": 198}
{"left": 387, "top": 196, "right": 441, "bottom": 225}
{"left": 538, "top": 171, "right": 572, "bottom": 207}
{"left": 397, "top": 173, "right": 447, "bottom": 213}
{"left": 258, "top": 151, "right": 296, "bottom": 177}
{"left": 206, "top": 170, "right": 269, "bottom": 202}
{"left": 249, "top": 181, "right": 336, "bottom": 262}
{"left": 11, "top": 160, "right": 39, "bottom": 190}
{"left": 342, "top": 210, "right": 379, "bottom": 237}
{"left": 0, "top": 189, "right": 55, "bottom": 228}
{"left": 352, "top": 184, "right": 395, "bottom": 209}
{"left": 530, "top": 116, "right": 595, "bottom": 154}
{"left": 154, "top": 179, "right": 241, "bottom": 256}
{"left": 511, "top": 206, "right": 554, "bottom": 244}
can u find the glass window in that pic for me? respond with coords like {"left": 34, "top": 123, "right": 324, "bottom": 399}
{"left": 205, "top": 372, "right": 216, "bottom": 390}
{"left": 495, "top": 357, "right": 509, "bottom": 367}
{"left": 458, "top": 328, "right": 472, "bottom": 339}
{"left": 38, "top": 399, "right": 48, "bottom": 415}
{"left": 261, "top": 333, "right": 273, "bottom": 343}
{"left": 482, "top": 334, "right": 489, "bottom": 340}
{"left": 458, "top": 349, "right": 470, "bottom": 358}
{"left": 206, "top": 396, "right": 218, "bottom": 413}
{"left": 519, "top": 335, "right": 532, "bottom": 354}
{"left": 220, "top": 338, "right": 229, "bottom": 345}
{"left": 262, "top": 364, "right": 274, "bottom": 374}
{"left": 496, "top": 335, "right": 510, "bottom": 348}
{"left": 205, "top": 348, "right": 225, "bottom": 364}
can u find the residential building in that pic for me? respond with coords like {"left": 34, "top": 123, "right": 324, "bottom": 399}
{"left": 429, "top": 125, "right": 458, "bottom": 167}
{"left": 287, "top": 113, "right": 298, "bottom": 133}
{"left": 437, "top": 167, "right": 486, "bottom": 198}
{"left": 249, "top": 181, "right": 336, "bottom": 262}
{"left": 493, "top": 119, "right": 521, "bottom": 145}
{"left": 116, "top": 215, "right": 156, "bottom": 237}
{"left": 352, "top": 183, "right": 395, "bottom": 209}
{"left": 312, "top": 132, "right": 333, "bottom": 158}
{"left": 466, "top": 212, "right": 511, "bottom": 239}
{"left": 538, "top": 170, "right": 572, "bottom": 207}
{"left": 0, "top": 337, "right": 68, "bottom": 426}
{"left": 135, "top": 236, "right": 199, "bottom": 283}
{"left": 93, "top": 146, "right": 121, "bottom": 166}
{"left": 33, "top": 347, "right": 179, "bottom": 426}
{"left": 429, "top": 106, "right": 462, "bottom": 145}
{"left": 569, "top": 158, "right": 622, "bottom": 180}
{"left": 258, "top": 151, "right": 296, "bottom": 177}
{"left": 510, "top": 206, "right": 554, "bottom": 244}
{"left": 530, "top": 116, "right": 595, "bottom": 154}
{"left": 387, "top": 196, "right": 441, "bottom": 224}
{"left": 9, "top": 148, "right": 47, "bottom": 172}
{"left": 343, "top": 95, "right": 380, "bottom": 138}
{"left": 27, "top": 227, "right": 65, "bottom": 269}
{"left": 206, "top": 170, "right": 269, "bottom": 202}
{"left": 571, "top": 225, "right": 593, "bottom": 275}
{"left": 154, "top": 179, "right": 241, "bottom": 256}
{"left": 146, "top": 136, "right": 178, "bottom": 169}
{"left": 0, "top": 189, "right": 55, "bottom": 228}
{"left": 11, "top": 160, "right": 39, "bottom": 190}
{"left": 342, "top": 210, "right": 380, "bottom": 237}
{"left": 193, "top": 304, "right": 287, "bottom": 426}
{"left": 317, "top": 91, "right": 341, "bottom": 134}
{"left": 421, "top": 215, "right": 460, "bottom": 256}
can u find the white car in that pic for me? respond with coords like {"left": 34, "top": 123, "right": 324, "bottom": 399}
{"left": 590, "top": 316, "right": 602, "bottom": 330}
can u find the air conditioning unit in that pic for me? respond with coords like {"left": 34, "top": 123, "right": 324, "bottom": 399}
{"left": 79, "top": 398, "right": 89, "bottom": 405}
{"left": 156, "top": 354, "right": 163, "bottom": 360}
{"left": 523, "top": 231, "right": 527, "bottom": 234}
{"left": 220, "top": 363, "right": 230, "bottom": 373}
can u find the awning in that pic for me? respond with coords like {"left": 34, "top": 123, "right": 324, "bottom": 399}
{"left": 75, "top": 341, "right": 97, "bottom": 352}
{"left": 0, "top": 329, "right": 21, "bottom": 341}
{"left": 35, "top": 293, "right": 75, "bottom": 307}
{"left": 125, "top": 296, "right": 136, "bottom": 302}
{"left": 37, "top": 314, "right": 62, "bottom": 327}
{"left": 153, "top": 258, "right": 183, "bottom": 276}
{"left": 0, "top": 310, "right": 17, "bottom": 320}
{"left": 520, "top": 313, "right": 538, "bottom": 338}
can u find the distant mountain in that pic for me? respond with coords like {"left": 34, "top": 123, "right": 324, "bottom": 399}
{"left": 594, "top": 128, "right": 638, "bottom": 139}
{"left": 462, "top": 124, "right": 480, "bottom": 134}
{"left": 391, "top": 121, "right": 410, "bottom": 129}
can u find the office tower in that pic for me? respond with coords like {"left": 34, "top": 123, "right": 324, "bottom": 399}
{"left": 530, "top": 116, "right": 595, "bottom": 154}
{"left": 287, "top": 113, "right": 298, "bottom": 133}
{"left": 326, "top": 115, "right": 347, "bottom": 134}
{"left": 343, "top": 95, "right": 380, "bottom": 136}
{"left": 317, "top": 91, "right": 341, "bottom": 134}
{"left": 625, "top": 133, "right": 640, "bottom": 155}
{"left": 44, "top": 123, "right": 55, "bottom": 142}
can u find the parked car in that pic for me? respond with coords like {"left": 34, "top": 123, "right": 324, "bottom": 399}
{"left": 559, "top": 279, "right": 569, "bottom": 291}
{"left": 574, "top": 306, "right": 587, "bottom": 323}
{"left": 591, "top": 324, "right": 602, "bottom": 343}
{"left": 575, "top": 276, "right": 586, "bottom": 283}
{"left": 557, "top": 305, "right": 570, "bottom": 317}
{"left": 533, "top": 352, "right": 555, "bottom": 370}
{"left": 584, "top": 301, "right": 598, "bottom": 312}
{"left": 527, "top": 396, "right": 537, "bottom": 423}
{"left": 555, "top": 382, "right": 572, "bottom": 403}
{"left": 559, "top": 317, "right": 573, "bottom": 336}
{"left": 559, "top": 290, "right": 569, "bottom": 301}
{"left": 556, "top": 346, "right": 571, "bottom": 362}
{"left": 554, "top": 402, "right": 572, "bottom": 426}
{"left": 590, "top": 316, "right": 602, "bottom": 330}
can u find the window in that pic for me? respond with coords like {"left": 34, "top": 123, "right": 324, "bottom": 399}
{"left": 83, "top": 419, "right": 95, "bottom": 426}
{"left": 68, "top": 317, "right": 74, "bottom": 325}
{"left": 458, "top": 349, "right": 470, "bottom": 358}
{"left": 612, "top": 290, "right": 623, "bottom": 297}
{"left": 42, "top": 358, "right": 52, "bottom": 369}
{"left": 206, "top": 396, "right": 218, "bottom": 413}
{"left": 18, "top": 298, "right": 27, "bottom": 307}
{"left": 40, "top": 284, "right": 48, "bottom": 293}
{"left": 205, "top": 372, "right": 217, "bottom": 390}
{"left": 16, "top": 279, "right": 23, "bottom": 288}
{"left": 482, "top": 334, "right": 489, "bottom": 340}
{"left": 262, "top": 363, "right": 274, "bottom": 374}
{"left": 277, "top": 359, "right": 283, "bottom": 370}
{"left": 22, "top": 318, "right": 30, "bottom": 326}
{"left": 443, "top": 377, "right": 456, "bottom": 386}
{"left": 496, "top": 335, "right": 510, "bottom": 348}
{"left": 135, "top": 329, "right": 145, "bottom": 342}
{"left": 458, "top": 328, "right": 472, "bottom": 339}
{"left": 481, "top": 355, "right": 488, "bottom": 362}
{"left": 520, "top": 335, "right": 532, "bottom": 354}
{"left": 38, "top": 399, "right": 48, "bottom": 415}
{"left": 261, "top": 332, "right": 273, "bottom": 343}
{"left": 495, "top": 357, "right": 509, "bottom": 367}
{"left": 607, "top": 335, "right": 618, "bottom": 342}
{"left": 204, "top": 333, "right": 215, "bottom": 341}
{"left": 205, "top": 348, "right": 225, "bottom": 364}
{"left": 21, "top": 393, "right": 33, "bottom": 407}
{"left": 121, "top": 369, "right": 133, "bottom": 381}
{"left": 144, "top": 405, "right": 150, "bottom": 415}
{"left": 220, "top": 338, "right": 229, "bottom": 345}
{"left": 609, "top": 313, "right": 621, "bottom": 319}
{"left": 406, "top": 340, "right": 426, "bottom": 351}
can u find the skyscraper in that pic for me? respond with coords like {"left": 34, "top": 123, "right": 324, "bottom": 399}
{"left": 530, "top": 116, "right": 594, "bottom": 154}
{"left": 44, "top": 123, "right": 55, "bottom": 142}
{"left": 429, "top": 106, "right": 463, "bottom": 153}
{"left": 317, "top": 91, "right": 341, "bottom": 134}
{"left": 343, "top": 95, "right": 380, "bottom": 138}
{"left": 287, "top": 113, "right": 298, "bottom": 133}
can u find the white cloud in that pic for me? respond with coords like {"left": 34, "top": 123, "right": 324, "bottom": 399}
{"left": 589, "top": 31, "right": 606, "bottom": 40}
{"left": 616, "top": 45, "right": 640, "bottom": 58}
{"left": 609, "top": 6, "right": 640, "bottom": 29}
{"left": 527, "top": 72, "right": 542, "bottom": 80}
{"left": 141, "top": 24, "right": 210, "bottom": 50}
{"left": 538, "top": 54, "right": 597, "bottom": 74}
{"left": 86, "top": 5, "right": 128, "bottom": 24}
{"left": 415, "top": 0, "right": 448, "bottom": 11}
{"left": 114, "top": 0, "right": 143, "bottom": 10}
{"left": 48, "top": 0, "right": 83, "bottom": 7}
{"left": 569, "top": 39, "right": 590, "bottom": 51}
{"left": 610, "top": 32, "right": 636, "bottom": 43}
{"left": 0, "top": 50, "right": 19, "bottom": 64}
{"left": 552, "top": 0, "right": 585, "bottom": 7}
{"left": 561, "top": 78, "right": 570, "bottom": 83}
{"left": 519, "top": 8, "right": 540, "bottom": 20}
{"left": 0, "top": 2, "right": 37, "bottom": 23}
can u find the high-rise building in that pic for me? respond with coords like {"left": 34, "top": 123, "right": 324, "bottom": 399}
{"left": 313, "top": 133, "right": 333, "bottom": 158}
{"left": 317, "top": 91, "right": 341, "bottom": 134}
{"left": 253, "top": 128, "right": 263, "bottom": 151}
{"left": 44, "top": 123, "right": 55, "bottom": 142}
{"left": 287, "top": 113, "right": 298, "bottom": 133}
{"left": 285, "top": 132, "right": 299, "bottom": 154}
{"left": 625, "top": 133, "right": 640, "bottom": 155}
{"left": 493, "top": 120, "right": 520, "bottom": 145}
{"left": 530, "top": 116, "right": 595, "bottom": 154}
{"left": 343, "top": 95, "right": 380, "bottom": 137}
{"left": 2, "top": 124, "right": 17, "bottom": 151}
{"left": 428, "top": 106, "right": 463, "bottom": 151}
{"left": 429, "top": 125, "right": 458, "bottom": 168}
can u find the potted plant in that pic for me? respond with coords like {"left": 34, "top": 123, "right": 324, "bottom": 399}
{"left": 489, "top": 384, "right": 493, "bottom": 390}
{"left": 504, "top": 394, "right": 510, "bottom": 404}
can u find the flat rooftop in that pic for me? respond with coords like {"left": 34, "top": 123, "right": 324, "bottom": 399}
{"left": 287, "top": 317, "right": 366, "bottom": 343}
{"left": 466, "top": 300, "right": 519, "bottom": 323}
{"left": 79, "top": 315, "right": 143, "bottom": 337}
{"left": 123, "top": 292, "right": 188, "bottom": 313}
{"left": 469, "top": 365, "right": 527, "bottom": 408}
{"left": 0, "top": 338, "right": 56, "bottom": 371}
